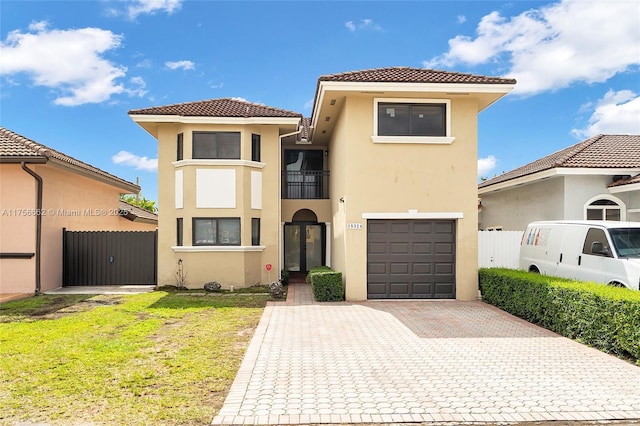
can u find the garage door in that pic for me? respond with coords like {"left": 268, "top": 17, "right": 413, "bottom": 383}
{"left": 367, "top": 219, "right": 455, "bottom": 299}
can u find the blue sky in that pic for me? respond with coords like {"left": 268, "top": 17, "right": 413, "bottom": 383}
{"left": 1, "top": 0, "right": 639, "bottom": 206}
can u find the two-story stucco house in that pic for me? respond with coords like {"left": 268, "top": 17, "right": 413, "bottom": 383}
{"left": 129, "top": 67, "right": 515, "bottom": 301}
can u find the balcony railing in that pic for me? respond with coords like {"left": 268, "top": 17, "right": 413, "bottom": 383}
{"left": 282, "top": 170, "right": 330, "bottom": 199}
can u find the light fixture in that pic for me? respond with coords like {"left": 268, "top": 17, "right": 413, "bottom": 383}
{"left": 325, "top": 116, "right": 330, "bottom": 122}
{"left": 330, "top": 99, "right": 336, "bottom": 106}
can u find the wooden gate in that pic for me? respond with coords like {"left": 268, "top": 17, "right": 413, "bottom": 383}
{"left": 63, "top": 229, "right": 157, "bottom": 286}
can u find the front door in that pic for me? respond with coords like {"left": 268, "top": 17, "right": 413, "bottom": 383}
{"left": 284, "top": 223, "right": 325, "bottom": 272}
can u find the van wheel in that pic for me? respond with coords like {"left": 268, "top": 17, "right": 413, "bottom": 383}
{"left": 529, "top": 266, "right": 540, "bottom": 274}
{"left": 609, "top": 281, "right": 625, "bottom": 288}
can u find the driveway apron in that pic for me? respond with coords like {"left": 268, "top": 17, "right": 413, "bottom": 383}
{"left": 212, "top": 283, "right": 640, "bottom": 425}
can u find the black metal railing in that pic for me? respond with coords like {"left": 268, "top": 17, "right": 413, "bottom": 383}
{"left": 281, "top": 170, "right": 330, "bottom": 199}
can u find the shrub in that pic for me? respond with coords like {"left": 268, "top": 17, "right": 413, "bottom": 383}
{"left": 480, "top": 268, "right": 640, "bottom": 363}
{"left": 280, "top": 269, "right": 290, "bottom": 285}
{"left": 308, "top": 266, "right": 343, "bottom": 302}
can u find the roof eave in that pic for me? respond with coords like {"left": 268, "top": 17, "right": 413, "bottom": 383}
{"left": 129, "top": 114, "right": 301, "bottom": 126}
{"left": 479, "top": 167, "right": 640, "bottom": 194}
{"left": 0, "top": 156, "right": 48, "bottom": 164}
{"left": 48, "top": 157, "right": 140, "bottom": 193}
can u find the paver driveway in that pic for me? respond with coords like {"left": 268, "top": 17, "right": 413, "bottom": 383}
{"left": 212, "top": 283, "right": 640, "bottom": 425}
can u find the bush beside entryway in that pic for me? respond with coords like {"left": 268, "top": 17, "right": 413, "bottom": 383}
{"left": 308, "top": 266, "right": 344, "bottom": 302}
{"left": 479, "top": 268, "right": 640, "bottom": 363}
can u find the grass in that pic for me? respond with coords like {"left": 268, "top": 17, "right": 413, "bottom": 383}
{"left": 0, "top": 289, "right": 273, "bottom": 425}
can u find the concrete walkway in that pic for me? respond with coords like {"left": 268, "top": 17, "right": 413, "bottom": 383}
{"left": 212, "top": 283, "right": 640, "bottom": 425}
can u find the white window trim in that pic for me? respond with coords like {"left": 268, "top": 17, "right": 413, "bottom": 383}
{"left": 173, "top": 159, "right": 265, "bottom": 168}
{"left": 372, "top": 98, "right": 455, "bottom": 144}
{"left": 172, "top": 245, "right": 265, "bottom": 252}
{"left": 583, "top": 194, "right": 626, "bottom": 221}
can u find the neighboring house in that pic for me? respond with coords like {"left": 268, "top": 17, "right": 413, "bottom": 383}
{"left": 0, "top": 126, "right": 158, "bottom": 295}
{"left": 478, "top": 134, "right": 640, "bottom": 231}
{"left": 129, "top": 67, "right": 515, "bottom": 300}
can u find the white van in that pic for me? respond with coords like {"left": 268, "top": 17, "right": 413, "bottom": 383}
{"left": 520, "top": 220, "right": 640, "bottom": 290}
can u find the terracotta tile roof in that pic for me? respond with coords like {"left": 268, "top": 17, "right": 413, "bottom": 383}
{"left": 479, "top": 134, "right": 640, "bottom": 189}
{"left": 119, "top": 200, "right": 158, "bottom": 224}
{"left": 0, "top": 126, "right": 139, "bottom": 192}
{"left": 318, "top": 67, "right": 517, "bottom": 85}
{"left": 609, "top": 173, "right": 640, "bottom": 188}
{"left": 129, "top": 97, "right": 302, "bottom": 118}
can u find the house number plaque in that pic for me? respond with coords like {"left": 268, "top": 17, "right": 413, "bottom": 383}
{"left": 347, "top": 223, "right": 363, "bottom": 230}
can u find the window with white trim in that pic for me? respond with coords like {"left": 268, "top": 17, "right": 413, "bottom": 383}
{"left": 192, "top": 132, "right": 240, "bottom": 159}
{"left": 372, "top": 98, "right": 453, "bottom": 144}
{"left": 585, "top": 199, "right": 621, "bottom": 221}
{"left": 193, "top": 218, "right": 240, "bottom": 246}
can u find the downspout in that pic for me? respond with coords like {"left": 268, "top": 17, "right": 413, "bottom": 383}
{"left": 21, "top": 162, "right": 43, "bottom": 294}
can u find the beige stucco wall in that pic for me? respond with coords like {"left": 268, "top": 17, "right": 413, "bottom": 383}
{"left": 328, "top": 94, "right": 481, "bottom": 301}
{"left": 0, "top": 163, "right": 155, "bottom": 294}
{"left": 156, "top": 124, "right": 281, "bottom": 289}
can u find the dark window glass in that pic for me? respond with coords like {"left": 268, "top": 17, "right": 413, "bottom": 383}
{"left": 192, "top": 132, "right": 240, "bottom": 159}
{"left": 192, "top": 218, "right": 240, "bottom": 246}
{"left": 251, "top": 218, "right": 260, "bottom": 246}
{"left": 582, "top": 228, "right": 612, "bottom": 257}
{"left": 177, "top": 133, "right": 183, "bottom": 161}
{"left": 378, "top": 103, "right": 446, "bottom": 137}
{"left": 252, "top": 134, "right": 261, "bottom": 162}
{"left": 176, "top": 218, "right": 183, "bottom": 246}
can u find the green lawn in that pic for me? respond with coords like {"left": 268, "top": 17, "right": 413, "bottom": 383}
{"left": 0, "top": 290, "right": 272, "bottom": 425}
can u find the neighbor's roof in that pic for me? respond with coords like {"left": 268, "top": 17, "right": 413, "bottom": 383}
{"left": 318, "top": 67, "right": 517, "bottom": 85}
{"left": 479, "top": 134, "right": 640, "bottom": 189}
{"left": 0, "top": 126, "right": 139, "bottom": 192}
{"left": 609, "top": 173, "right": 640, "bottom": 188}
{"left": 119, "top": 200, "right": 158, "bottom": 224}
{"left": 128, "top": 97, "right": 303, "bottom": 118}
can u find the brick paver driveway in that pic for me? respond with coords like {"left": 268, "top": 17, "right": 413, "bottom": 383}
{"left": 213, "top": 283, "right": 640, "bottom": 425}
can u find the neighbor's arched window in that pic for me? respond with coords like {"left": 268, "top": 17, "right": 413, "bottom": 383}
{"left": 584, "top": 195, "right": 625, "bottom": 221}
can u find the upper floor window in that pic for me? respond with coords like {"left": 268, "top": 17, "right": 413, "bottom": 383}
{"left": 252, "top": 134, "right": 261, "bottom": 162}
{"left": 378, "top": 102, "right": 445, "bottom": 136}
{"left": 192, "top": 132, "right": 240, "bottom": 159}
{"left": 373, "top": 98, "right": 453, "bottom": 144}
{"left": 177, "top": 133, "right": 183, "bottom": 161}
{"left": 193, "top": 218, "right": 240, "bottom": 246}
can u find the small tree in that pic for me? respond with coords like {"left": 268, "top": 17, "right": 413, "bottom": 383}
{"left": 121, "top": 194, "right": 157, "bottom": 213}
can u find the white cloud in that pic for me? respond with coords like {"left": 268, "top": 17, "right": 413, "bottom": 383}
{"left": 165, "top": 60, "right": 195, "bottom": 71}
{"left": 112, "top": 151, "right": 158, "bottom": 172}
{"left": 304, "top": 98, "right": 314, "bottom": 110}
{"left": 424, "top": 1, "right": 640, "bottom": 96}
{"left": 571, "top": 90, "right": 640, "bottom": 138}
{"left": 127, "top": 0, "right": 182, "bottom": 20}
{"left": 478, "top": 155, "right": 497, "bottom": 177}
{"left": 345, "top": 19, "right": 382, "bottom": 32}
{"left": 456, "top": 15, "right": 467, "bottom": 24}
{"left": 0, "top": 21, "right": 143, "bottom": 106}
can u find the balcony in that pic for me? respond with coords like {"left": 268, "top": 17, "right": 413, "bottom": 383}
{"left": 282, "top": 170, "right": 330, "bottom": 199}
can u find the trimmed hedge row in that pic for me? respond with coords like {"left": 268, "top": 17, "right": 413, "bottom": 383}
{"left": 308, "top": 266, "right": 344, "bottom": 302}
{"left": 480, "top": 268, "right": 640, "bottom": 363}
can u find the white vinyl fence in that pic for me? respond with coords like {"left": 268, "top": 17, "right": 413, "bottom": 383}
{"left": 478, "top": 230, "right": 524, "bottom": 269}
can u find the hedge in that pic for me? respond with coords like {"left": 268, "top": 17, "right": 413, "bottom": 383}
{"left": 308, "top": 266, "right": 344, "bottom": 302}
{"left": 480, "top": 268, "right": 640, "bottom": 363}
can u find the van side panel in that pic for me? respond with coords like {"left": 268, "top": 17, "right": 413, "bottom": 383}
{"left": 555, "top": 225, "right": 589, "bottom": 280}
{"left": 520, "top": 225, "right": 563, "bottom": 275}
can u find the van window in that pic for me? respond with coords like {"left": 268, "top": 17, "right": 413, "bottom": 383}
{"left": 582, "top": 228, "right": 613, "bottom": 257}
{"left": 610, "top": 228, "right": 640, "bottom": 258}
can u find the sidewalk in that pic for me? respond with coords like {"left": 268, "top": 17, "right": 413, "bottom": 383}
{"left": 212, "top": 282, "right": 640, "bottom": 425}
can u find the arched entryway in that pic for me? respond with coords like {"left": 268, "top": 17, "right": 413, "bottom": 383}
{"left": 284, "top": 209, "right": 325, "bottom": 273}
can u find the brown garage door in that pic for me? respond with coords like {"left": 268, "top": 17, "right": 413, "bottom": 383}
{"left": 367, "top": 219, "right": 455, "bottom": 299}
